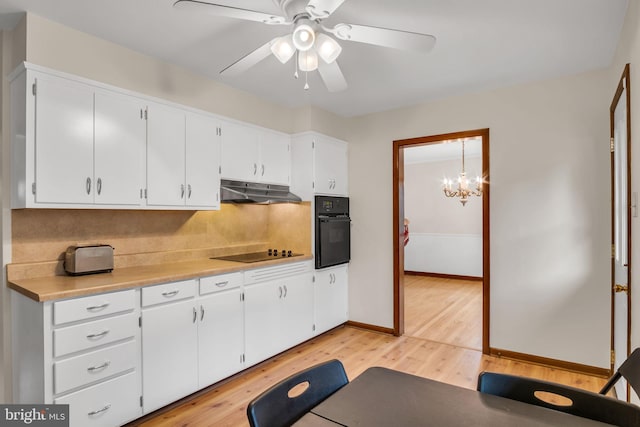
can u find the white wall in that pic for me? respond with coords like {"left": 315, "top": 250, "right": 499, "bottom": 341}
{"left": 404, "top": 156, "right": 482, "bottom": 275}
{"left": 1, "top": 16, "right": 25, "bottom": 403}
{"left": 404, "top": 233, "right": 482, "bottom": 277}
{"left": 347, "top": 69, "right": 611, "bottom": 368}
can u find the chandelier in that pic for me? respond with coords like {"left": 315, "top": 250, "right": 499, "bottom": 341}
{"left": 442, "top": 139, "right": 482, "bottom": 206}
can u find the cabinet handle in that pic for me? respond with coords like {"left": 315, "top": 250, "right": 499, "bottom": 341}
{"left": 86, "top": 330, "right": 109, "bottom": 339}
{"left": 161, "top": 290, "right": 179, "bottom": 298}
{"left": 253, "top": 163, "right": 257, "bottom": 175}
{"left": 261, "top": 164, "right": 265, "bottom": 176}
{"left": 97, "top": 177, "right": 102, "bottom": 195}
{"left": 283, "top": 285, "right": 288, "bottom": 298}
{"left": 181, "top": 184, "right": 185, "bottom": 199}
{"left": 278, "top": 286, "right": 283, "bottom": 299}
{"left": 193, "top": 307, "right": 197, "bottom": 323}
{"left": 87, "top": 361, "right": 111, "bottom": 372}
{"left": 86, "top": 177, "right": 92, "bottom": 195}
{"left": 215, "top": 281, "right": 229, "bottom": 288}
{"left": 86, "top": 303, "right": 109, "bottom": 312}
{"left": 88, "top": 404, "right": 111, "bottom": 416}
{"left": 200, "top": 305, "right": 205, "bottom": 321}
{"left": 187, "top": 184, "right": 192, "bottom": 199}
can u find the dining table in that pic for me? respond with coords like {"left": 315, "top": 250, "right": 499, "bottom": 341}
{"left": 292, "top": 367, "right": 616, "bottom": 426}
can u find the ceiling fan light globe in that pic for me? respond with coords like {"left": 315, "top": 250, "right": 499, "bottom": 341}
{"left": 292, "top": 23, "right": 315, "bottom": 51}
{"left": 271, "top": 35, "right": 295, "bottom": 63}
{"left": 298, "top": 50, "right": 319, "bottom": 72}
{"left": 315, "top": 33, "right": 342, "bottom": 63}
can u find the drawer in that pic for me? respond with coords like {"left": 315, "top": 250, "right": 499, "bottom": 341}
{"left": 55, "top": 371, "right": 141, "bottom": 427}
{"left": 200, "top": 272, "right": 243, "bottom": 295}
{"left": 54, "top": 340, "right": 137, "bottom": 395}
{"left": 244, "top": 261, "right": 312, "bottom": 285}
{"left": 54, "top": 312, "right": 137, "bottom": 358}
{"left": 54, "top": 289, "right": 136, "bottom": 325}
{"left": 141, "top": 279, "right": 197, "bottom": 308}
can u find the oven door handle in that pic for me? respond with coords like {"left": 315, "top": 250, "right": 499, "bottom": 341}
{"left": 318, "top": 216, "right": 351, "bottom": 223}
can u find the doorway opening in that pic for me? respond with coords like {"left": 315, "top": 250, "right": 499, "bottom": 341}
{"left": 393, "top": 129, "right": 490, "bottom": 354}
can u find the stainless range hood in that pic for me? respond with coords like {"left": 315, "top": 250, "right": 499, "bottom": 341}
{"left": 220, "top": 179, "right": 302, "bottom": 204}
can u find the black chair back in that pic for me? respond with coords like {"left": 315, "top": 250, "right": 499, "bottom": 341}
{"left": 600, "top": 347, "right": 640, "bottom": 398}
{"left": 247, "top": 359, "right": 349, "bottom": 427}
{"left": 477, "top": 371, "right": 640, "bottom": 427}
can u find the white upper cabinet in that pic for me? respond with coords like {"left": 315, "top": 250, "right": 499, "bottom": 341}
{"left": 33, "top": 73, "right": 95, "bottom": 205}
{"left": 12, "top": 67, "right": 146, "bottom": 209}
{"left": 260, "top": 130, "right": 291, "bottom": 185}
{"left": 221, "top": 120, "right": 260, "bottom": 182}
{"left": 221, "top": 120, "right": 290, "bottom": 186}
{"left": 185, "top": 112, "right": 222, "bottom": 208}
{"left": 146, "top": 105, "right": 221, "bottom": 209}
{"left": 94, "top": 89, "right": 146, "bottom": 206}
{"left": 291, "top": 132, "right": 348, "bottom": 200}
{"left": 146, "top": 102, "right": 186, "bottom": 207}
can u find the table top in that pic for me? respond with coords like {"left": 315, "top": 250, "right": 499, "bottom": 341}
{"left": 294, "top": 367, "right": 613, "bottom": 427}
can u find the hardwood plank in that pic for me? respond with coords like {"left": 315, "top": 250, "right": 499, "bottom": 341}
{"left": 404, "top": 274, "right": 482, "bottom": 350}
{"left": 127, "top": 326, "right": 608, "bottom": 427}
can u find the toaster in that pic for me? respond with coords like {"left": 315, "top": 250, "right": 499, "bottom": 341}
{"left": 64, "top": 244, "right": 114, "bottom": 275}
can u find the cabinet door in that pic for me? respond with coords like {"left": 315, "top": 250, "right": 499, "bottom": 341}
{"left": 185, "top": 113, "right": 221, "bottom": 208}
{"left": 281, "top": 273, "right": 314, "bottom": 348}
{"left": 198, "top": 289, "right": 243, "bottom": 388}
{"left": 314, "top": 266, "right": 349, "bottom": 334}
{"left": 146, "top": 102, "right": 186, "bottom": 206}
{"left": 221, "top": 120, "right": 260, "bottom": 182}
{"left": 244, "top": 280, "right": 282, "bottom": 366}
{"left": 34, "top": 74, "right": 94, "bottom": 204}
{"left": 142, "top": 299, "right": 198, "bottom": 413}
{"left": 94, "top": 90, "right": 146, "bottom": 206}
{"left": 260, "top": 131, "right": 290, "bottom": 185}
{"left": 314, "top": 136, "right": 348, "bottom": 196}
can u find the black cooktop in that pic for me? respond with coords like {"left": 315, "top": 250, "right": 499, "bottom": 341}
{"left": 212, "top": 250, "right": 303, "bottom": 263}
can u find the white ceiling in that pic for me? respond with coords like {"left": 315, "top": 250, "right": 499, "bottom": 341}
{"left": 0, "top": 0, "right": 628, "bottom": 117}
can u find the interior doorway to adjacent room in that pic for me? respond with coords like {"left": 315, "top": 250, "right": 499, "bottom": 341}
{"left": 393, "top": 129, "right": 490, "bottom": 354}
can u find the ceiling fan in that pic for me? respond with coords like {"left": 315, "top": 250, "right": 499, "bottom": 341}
{"left": 173, "top": 0, "right": 436, "bottom": 92}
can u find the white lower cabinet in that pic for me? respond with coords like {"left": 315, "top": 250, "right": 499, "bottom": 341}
{"left": 55, "top": 371, "right": 140, "bottom": 427}
{"left": 141, "top": 280, "right": 199, "bottom": 413}
{"left": 11, "top": 261, "right": 322, "bottom": 426}
{"left": 244, "top": 262, "right": 314, "bottom": 366}
{"left": 198, "top": 272, "right": 244, "bottom": 388}
{"left": 141, "top": 273, "right": 245, "bottom": 413}
{"left": 314, "top": 265, "right": 349, "bottom": 335}
{"left": 11, "top": 289, "right": 142, "bottom": 427}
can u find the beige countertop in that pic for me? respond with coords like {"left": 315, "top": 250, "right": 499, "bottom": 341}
{"left": 7, "top": 255, "right": 314, "bottom": 302}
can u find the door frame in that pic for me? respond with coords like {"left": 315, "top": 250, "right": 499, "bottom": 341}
{"left": 392, "top": 128, "right": 490, "bottom": 354}
{"left": 610, "top": 63, "right": 632, "bottom": 374}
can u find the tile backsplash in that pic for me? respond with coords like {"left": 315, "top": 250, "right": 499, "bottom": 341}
{"left": 11, "top": 203, "right": 311, "bottom": 269}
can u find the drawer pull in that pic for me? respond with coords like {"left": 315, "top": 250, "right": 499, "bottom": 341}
{"left": 215, "top": 281, "right": 229, "bottom": 288}
{"left": 88, "top": 404, "right": 111, "bottom": 416}
{"left": 87, "top": 361, "right": 111, "bottom": 372}
{"left": 86, "top": 303, "right": 109, "bottom": 312}
{"left": 86, "top": 330, "right": 110, "bottom": 339}
{"left": 161, "top": 290, "right": 179, "bottom": 298}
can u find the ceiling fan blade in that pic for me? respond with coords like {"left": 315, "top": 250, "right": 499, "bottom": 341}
{"left": 173, "top": 0, "right": 289, "bottom": 25}
{"left": 327, "top": 23, "right": 436, "bottom": 52}
{"left": 220, "top": 38, "right": 278, "bottom": 76}
{"left": 318, "top": 61, "right": 348, "bottom": 92}
{"left": 305, "top": 0, "right": 345, "bottom": 19}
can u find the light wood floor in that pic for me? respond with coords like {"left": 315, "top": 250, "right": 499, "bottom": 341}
{"left": 404, "top": 274, "right": 482, "bottom": 350}
{"left": 130, "top": 328, "right": 608, "bottom": 426}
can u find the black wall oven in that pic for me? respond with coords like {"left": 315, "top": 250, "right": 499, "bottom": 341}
{"left": 315, "top": 195, "right": 350, "bottom": 269}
